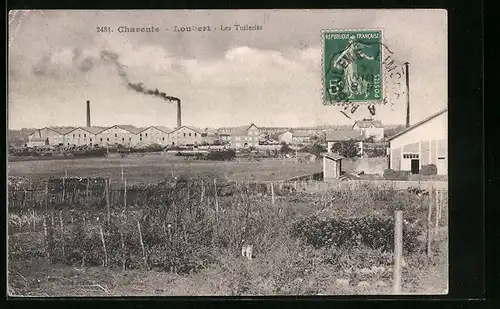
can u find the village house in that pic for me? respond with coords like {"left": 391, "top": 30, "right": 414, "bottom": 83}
{"left": 291, "top": 132, "right": 312, "bottom": 145}
{"left": 169, "top": 126, "right": 203, "bottom": 146}
{"left": 66, "top": 126, "right": 106, "bottom": 146}
{"left": 230, "top": 123, "right": 260, "bottom": 148}
{"left": 326, "top": 130, "right": 366, "bottom": 156}
{"left": 353, "top": 119, "right": 384, "bottom": 141}
{"left": 278, "top": 130, "right": 294, "bottom": 144}
{"left": 137, "top": 126, "right": 172, "bottom": 146}
{"left": 387, "top": 108, "right": 447, "bottom": 175}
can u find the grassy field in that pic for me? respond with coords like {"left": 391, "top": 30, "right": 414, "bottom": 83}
{"left": 8, "top": 179, "right": 448, "bottom": 296}
{"left": 8, "top": 154, "right": 322, "bottom": 184}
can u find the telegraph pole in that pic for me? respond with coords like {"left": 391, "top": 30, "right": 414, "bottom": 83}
{"left": 405, "top": 62, "right": 410, "bottom": 128}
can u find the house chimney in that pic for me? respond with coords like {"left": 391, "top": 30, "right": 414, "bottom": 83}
{"left": 86, "top": 100, "right": 91, "bottom": 127}
{"left": 177, "top": 99, "right": 182, "bottom": 129}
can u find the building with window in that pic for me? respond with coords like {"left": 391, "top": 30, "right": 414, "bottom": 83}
{"left": 169, "top": 126, "right": 203, "bottom": 146}
{"left": 353, "top": 119, "right": 385, "bottom": 141}
{"left": 27, "top": 127, "right": 75, "bottom": 146}
{"left": 97, "top": 125, "right": 143, "bottom": 146}
{"left": 230, "top": 123, "right": 260, "bottom": 148}
{"left": 66, "top": 127, "right": 106, "bottom": 146}
{"left": 325, "top": 130, "right": 365, "bottom": 156}
{"left": 137, "top": 126, "right": 172, "bottom": 146}
{"left": 387, "top": 108, "right": 447, "bottom": 175}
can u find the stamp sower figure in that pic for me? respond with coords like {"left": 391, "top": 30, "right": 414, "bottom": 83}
{"left": 332, "top": 36, "right": 375, "bottom": 99}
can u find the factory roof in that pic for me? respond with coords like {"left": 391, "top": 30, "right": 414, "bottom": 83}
{"left": 72, "top": 126, "right": 107, "bottom": 135}
{"left": 387, "top": 108, "right": 448, "bottom": 141}
{"left": 110, "top": 125, "right": 143, "bottom": 134}
{"left": 170, "top": 126, "right": 203, "bottom": 134}
{"left": 144, "top": 126, "right": 173, "bottom": 134}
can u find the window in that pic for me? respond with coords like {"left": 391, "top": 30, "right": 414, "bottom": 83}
{"left": 90, "top": 138, "right": 92, "bottom": 142}
{"left": 84, "top": 134, "right": 86, "bottom": 137}
{"left": 145, "top": 133, "right": 148, "bottom": 137}
{"left": 184, "top": 133, "right": 186, "bottom": 137}
{"left": 189, "top": 133, "right": 192, "bottom": 137}
{"left": 140, "top": 137, "right": 142, "bottom": 141}
{"left": 162, "top": 137, "right": 165, "bottom": 141}
{"left": 129, "top": 137, "right": 131, "bottom": 141}
{"left": 68, "top": 143, "right": 70, "bottom": 145}
{"left": 115, "top": 133, "right": 117, "bottom": 137}
{"left": 403, "top": 153, "right": 419, "bottom": 159}
{"left": 122, "top": 138, "right": 125, "bottom": 141}
{"left": 107, "top": 138, "right": 109, "bottom": 141}
{"left": 73, "top": 134, "right": 75, "bottom": 138}
{"left": 79, "top": 134, "right": 81, "bottom": 137}
{"left": 195, "top": 133, "right": 197, "bottom": 137}
{"left": 140, "top": 133, "right": 142, "bottom": 137}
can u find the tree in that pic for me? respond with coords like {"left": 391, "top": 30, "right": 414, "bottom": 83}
{"left": 280, "top": 142, "right": 291, "bottom": 154}
{"left": 330, "top": 139, "right": 359, "bottom": 158}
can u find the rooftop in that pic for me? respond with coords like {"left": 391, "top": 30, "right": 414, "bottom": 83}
{"left": 326, "top": 130, "right": 365, "bottom": 141}
{"left": 353, "top": 119, "right": 383, "bottom": 129}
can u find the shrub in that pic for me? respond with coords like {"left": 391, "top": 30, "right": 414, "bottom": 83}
{"left": 420, "top": 164, "right": 437, "bottom": 176}
{"left": 330, "top": 140, "right": 359, "bottom": 158}
{"left": 206, "top": 150, "right": 236, "bottom": 161}
{"left": 291, "top": 216, "right": 422, "bottom": 254}
{"left": 383, "top": 169, "right": 410, "bottom": 180}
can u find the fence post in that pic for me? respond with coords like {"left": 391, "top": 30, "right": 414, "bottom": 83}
{"left": 43, "top": 216, "right": 50, "bottom": 261}
{"left": 105, "top": 180, "right": 111, "bottom": 223}
{"left": 65, "top": 169, "right": 68, "bottom": 178}
{"left": 214, "top": 178, "right": 219, "bottom": 222}
{"left": 44, "top": 182, "right": 49, "bottom": 212}
{"left": 86, "top": 178, "right": 90, "bottom": 201}
{"left": 393, "top": 210, "right": 403, "bottom": 294}
{"left": 427, "top": 191, "right": 433, "bottom": 258}
{"left": 59, "top": 211, "right": 65, "bottom": 257}
{"left": 434, "top": 189, "right": 440, "bottom": 235}
{"left": 271, "top": 182, "right": 275, "bottom": 205}
{"left": 137, "top": 221, "right": 149, "bottom": 270}
{"left": 123, "top": 178, "right": 127, "bottom": 212}
{"left": 62, "top": 176, "right": 66, "bottom": 201}
{"left": 99, "top": 225, "right": 108, "bottom": 267}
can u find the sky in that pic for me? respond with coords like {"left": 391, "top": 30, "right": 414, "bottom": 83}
{"left": 8, "top": 9, "right": 447, "bottom": 130}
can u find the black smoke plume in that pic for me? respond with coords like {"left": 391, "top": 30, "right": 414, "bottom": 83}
{"left": 100, "top": 50, "right": 180, "bottom": 103}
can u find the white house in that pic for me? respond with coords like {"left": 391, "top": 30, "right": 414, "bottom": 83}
{"left": 387, "top": 108, "right": 447, "bottom": 175}
{"left": 230, "top": 123, "right": 260, "bottom": 148}
{"left": 279, "top": 130, "right": 294, "bottom": 144}
{"left": 353, "top": 119, "right": 384, "bottom": 141}
{"left": 325, "top": 130, "right": 365, "bottom": 156}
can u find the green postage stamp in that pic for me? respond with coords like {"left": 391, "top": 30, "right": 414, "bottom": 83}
{"left": 323, "top": 30, "right": 383, "bottom": 105}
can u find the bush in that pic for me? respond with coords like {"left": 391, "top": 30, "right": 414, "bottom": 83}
{"left": 291, "top": 216, "right": 422, "bottom": 254}
{"left": 206, "top": 150, "right": 236, "bottom": 161}
{"left": 330, "top": 140, "right": 359, "bottom": 158}
{"left": 383, "top": 169, "right": 410, "bottom": 181}
{"left": 420, "top": 164, "right": 437, "bottom": 175}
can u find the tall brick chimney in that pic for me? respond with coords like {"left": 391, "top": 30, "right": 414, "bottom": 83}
{"left": 177, "top": 99, "right": 182, "bottom": 129}
{"left": 86, "top": 100, "right": 91, "bottom": 127}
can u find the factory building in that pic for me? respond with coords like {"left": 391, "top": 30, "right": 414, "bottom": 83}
{"left": 387, "top": 108, "right": 447, "bottom": 175}
{"left": 97, "top": 125, "right": 143, "bottom": 147}
{"left": 138, "top": 126, "right": 172, "bottom": 146}
{"left": 27, "top": 127, "right": 75, "bottom": 147}
{"left": 66, "top": 127, "right": 106, "bottom": 146}
{"left": 169, "top": 126, "right": 203, "bottom": 146}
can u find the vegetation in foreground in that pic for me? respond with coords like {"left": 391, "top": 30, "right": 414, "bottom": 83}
{"left": 8, "top": 178, "right": 448, "bottom": 296}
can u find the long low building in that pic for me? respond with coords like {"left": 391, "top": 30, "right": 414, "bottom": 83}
{"left": 387, "top": 108, "right": 447, "bottom": 175}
